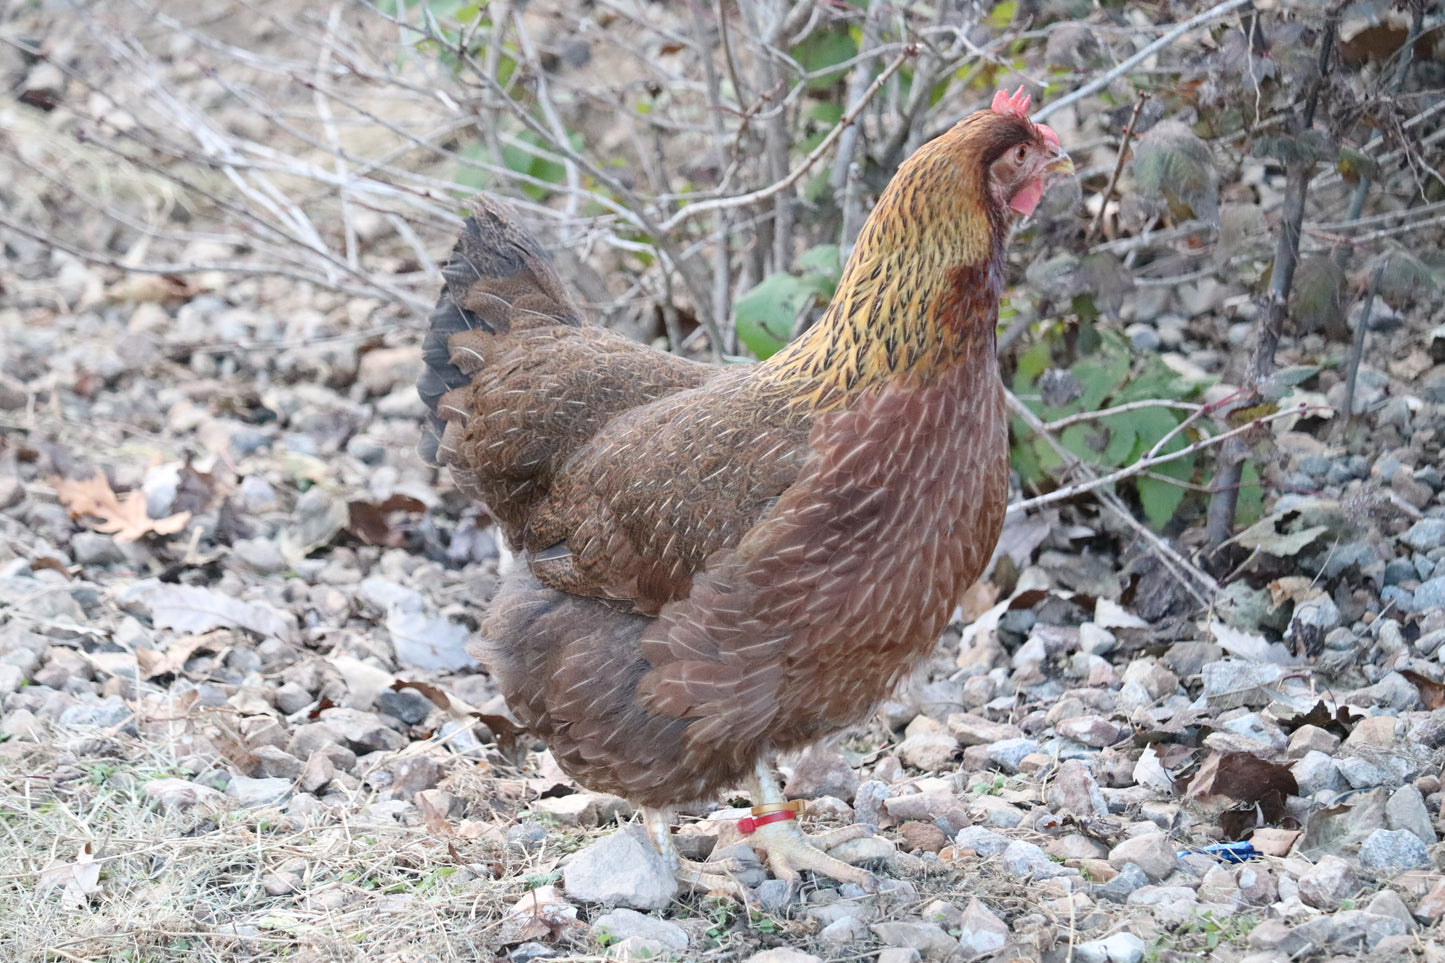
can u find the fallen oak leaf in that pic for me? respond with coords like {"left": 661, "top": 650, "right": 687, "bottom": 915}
{"left": 1400, "top": 670, "right": 1445, "bottom": 711}
{"left": 1185, "top": 751, "right": 1298, "bottom": 838}
{"left": 51, "top": 472, "right": 191, "bottom": 543}
{"left": 347, "top": 493, "right": 426, "bottom": 547}
{"left": 1278, "top": 699, "right": 1361, "bottom": 739}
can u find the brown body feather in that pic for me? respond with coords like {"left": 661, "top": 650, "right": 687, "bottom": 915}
{"left": 420, "top": 107, "right": 1053, "bottom": 808}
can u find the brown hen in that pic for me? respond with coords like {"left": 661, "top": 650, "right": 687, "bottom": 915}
{"left": 418, "top": 89, "right": 1071, "bottom": 895}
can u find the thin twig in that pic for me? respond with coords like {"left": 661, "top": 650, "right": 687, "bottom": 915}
{"left": 1013, "top": 404, "right": 1326, "bottom": 515}
{"left": 659, "top": 52, "right": 909, "bottom": 231}
{"left": 1037, "top": 399, "right": 1203, "bottom": 434}
{"left": 1085, "top": 92, "right": 1149, "bottom": 245}
{"left": 1033, "top": 0, "right": 1254, "bottom": 123}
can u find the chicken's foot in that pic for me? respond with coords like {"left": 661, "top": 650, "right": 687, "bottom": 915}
{"left": 741, "top": 759, "right": 878, "bottom": 894}
{"left": 644, "top": 807, "right": 748, "bottom": 900}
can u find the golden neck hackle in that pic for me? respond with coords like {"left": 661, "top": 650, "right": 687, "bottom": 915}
{"left": 757, "top": 119, "right": 1012, "bottom": 412}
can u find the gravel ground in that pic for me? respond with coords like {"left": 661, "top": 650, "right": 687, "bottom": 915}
{"left": 5, "top": 3, "right": 1445, "bottom": 962}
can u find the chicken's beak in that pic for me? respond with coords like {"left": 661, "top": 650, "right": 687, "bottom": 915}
{"left": 1045, "top": 145, "right": 1074, "bottom": 177}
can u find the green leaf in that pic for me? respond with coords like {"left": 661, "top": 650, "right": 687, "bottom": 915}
{"left": 1130, "top": 407, "right": 1193, "bottom": 529}
{"left": 1290, "top": 256, "right": 1345, "bottom": 333}
{"left": 796, "top": 244, "right": 842, "bottom": 283}
{"left": 987, "top": 0, "right": 1018, "bottom": 28}
{"left": 734, "top": 273, "right": 817, "bottom": 360}
{"left": 1010, "top": 421, "right": 1047, "bottom": 487}
{"left": 1071, "top": 342, "right": 1131, "bottom": 411}
{"left": 1337, "top": 146, "right": 1379, "bottom": 183}
{"left": 1253, "top": 129, "right": 1336, "bottom": 165}
{"left": 1236, "top": 462, "right": 1264, "bottom": 527}
{"left": 1372, "top": 247, "right": 1441, "bottom": 302}
{"left": 1097, "top": 413, "right": 1139, "bottom": 466}
{"left": 1132, "top": 120, "right": 1218, "bottom": 222}
{"left": 792, "top": 28, "right": 857, "bottom": 89}
{"left": 804, "top": 101, "right": 844, "bottom": 126}
{"left": 1014, "top": 339, "right": 1052, "bottom": 392}
{"left": 1137, "top": 473, "right": 1186, "bottom": 530}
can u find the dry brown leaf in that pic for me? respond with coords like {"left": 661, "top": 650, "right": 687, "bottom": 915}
{"left": 417, "top": 790, "right": 453, "bottom": 835}
{"left": 135, "top": 632, "right": 230, "bottom": 680}
{"left": 1249, "top": 827, "right": 1300, "bottom": 857}
{"left": 106, "top": 273, "right": 204, "bottom": 304}
{"left": 497, "top": 885, "right": 579, "bottom": 945}
{"left": 1400, "top": 670, "right": 1445, "bottom": 711}
{"left": 37, "top": 844, "right": 101, "bottom": 908}
{"left": 51, "top": 472, "right": 191, "bottom": 543}
{"left": 958, "top": 579, "right": 1000, "bottom": 623}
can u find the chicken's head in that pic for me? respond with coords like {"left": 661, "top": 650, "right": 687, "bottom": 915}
{"left": 982, "top": 87, "right": 1074, "bottom": 217}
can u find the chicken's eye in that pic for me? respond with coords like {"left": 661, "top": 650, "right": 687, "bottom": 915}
{"left": 1015, "top": 145, "right": 1028, "bottom": 164}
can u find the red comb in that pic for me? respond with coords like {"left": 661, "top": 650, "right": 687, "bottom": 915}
{"left": 991, "top": 85, "right": 1061, "bottom": 150}
{"left": 991, "top": 86, "right": 1031, "bottom": 119}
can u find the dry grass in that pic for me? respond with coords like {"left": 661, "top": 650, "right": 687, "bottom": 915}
{"left": 0, "top": 732, "right": 528, "bottom": 961}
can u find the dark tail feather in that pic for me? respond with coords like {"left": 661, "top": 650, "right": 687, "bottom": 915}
{"left": 416, "top": 197, "right": 583, "bottom": 467}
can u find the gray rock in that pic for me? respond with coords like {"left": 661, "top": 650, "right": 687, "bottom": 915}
{"left": 318, "top": 707, "right": 406, "bottom": 752}
{"left": 252, "top": 745, "right": 304, "bottom": 779}
{"left": 817, "top": 916, "right": 869, "bottom": 944}
{"left": 852, "top": 779, "right": 889, "bottom": 828}
{"left": 1001, "top": 840, "right": 1074, "bottom": 880}
{"left": 1414, "top": 577, "right": 1445, "bottom": 612}
{"left": 1402, "top": 519, "right": 1445, "bottom": 552}
{"left": 1331, "top": 909, "right": 1407, "bottom": 949}
{"left": 1366, "top": 888, "right": 1417, "bottom": 932}
{"left": 590, "top": 908, "right": 687, "bottom": 950}
{"left": 752, "top": 879, "right": 792, "bottom": 913}
{"left": 233, "top": 538, "right": 288, "bottom": 574}
{"left": 1335, "top": 756, "right": 1391, "bottom": 789}
{"left": 563, "top": 825, "right": 678, "bottom": 909}
{"left": 952, "top": 826, "right": 1012, "bottom": 857}
{"left": 1381, "top": 586, "right": 1415, "bottom": 612}
{"left": 986, "top": 737, "right": 1040, "bottom": 773}
{"left": 1297, "top": 853, "right": 1359, "bottom": 909}
{"left": 1291, "top": 751, "right": 1345, "bottom": 795}
{"left": 1095, "top": 862, "right": 1149, "bottom": 903}
{"left": 1074, "top": 932, "right": 1147, "bottom": 963}
{"left": 741, "top": 950, "right": 823, "bottom": 963}
{"left": 1201, "top": 659, "right": 1282, "bottom": 709}
{"left": 874, "top": 950, "right": 922, "bottom": 963}
{"left": 955, "top": 897, "right": 1008, "bottom": 957}
{"left": 1358, "top": 828, "right": 1430, "bottom": 871}
{"left": 57, "top": 695, "right": 131, "bottom": 730}
{"left": 386, "top": 608, "right": 477, "bottom": 671}
{"left": 70, "top": 531, "right": 126, "bottom": 566}
{"left": 1384, "top": 558, "right": 1418, "bottom": 586}
{"left": 275, "top": 681, "right": 315, "bottom": 715}
{"left": 226, "top": 775, "right": 292, "bottom": 808}
{"left": 1125, "top": 885, "right": 1200, "bottom": 925}
{"left": 378, "top": 687, "right": 435, "bottom": 726}
{"left": 869, "top": 921, "right": 958, "bottom": 960}
{"left": 1246, "top": 919, "right": 1313, "bottom": 957}
{"left": 1385, "top": 785, "right": 1436, "bottom": 846}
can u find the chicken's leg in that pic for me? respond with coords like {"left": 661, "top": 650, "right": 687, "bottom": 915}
{"left": 740, "top": 759, "right": 878, "bottom": 892}
{"left": 643, "top": 807, "right": 748, "bottom": 900}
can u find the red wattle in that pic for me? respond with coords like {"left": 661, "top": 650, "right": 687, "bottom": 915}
{"left": 1009, "top": 179, "right": 1043, "bottom": 216}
